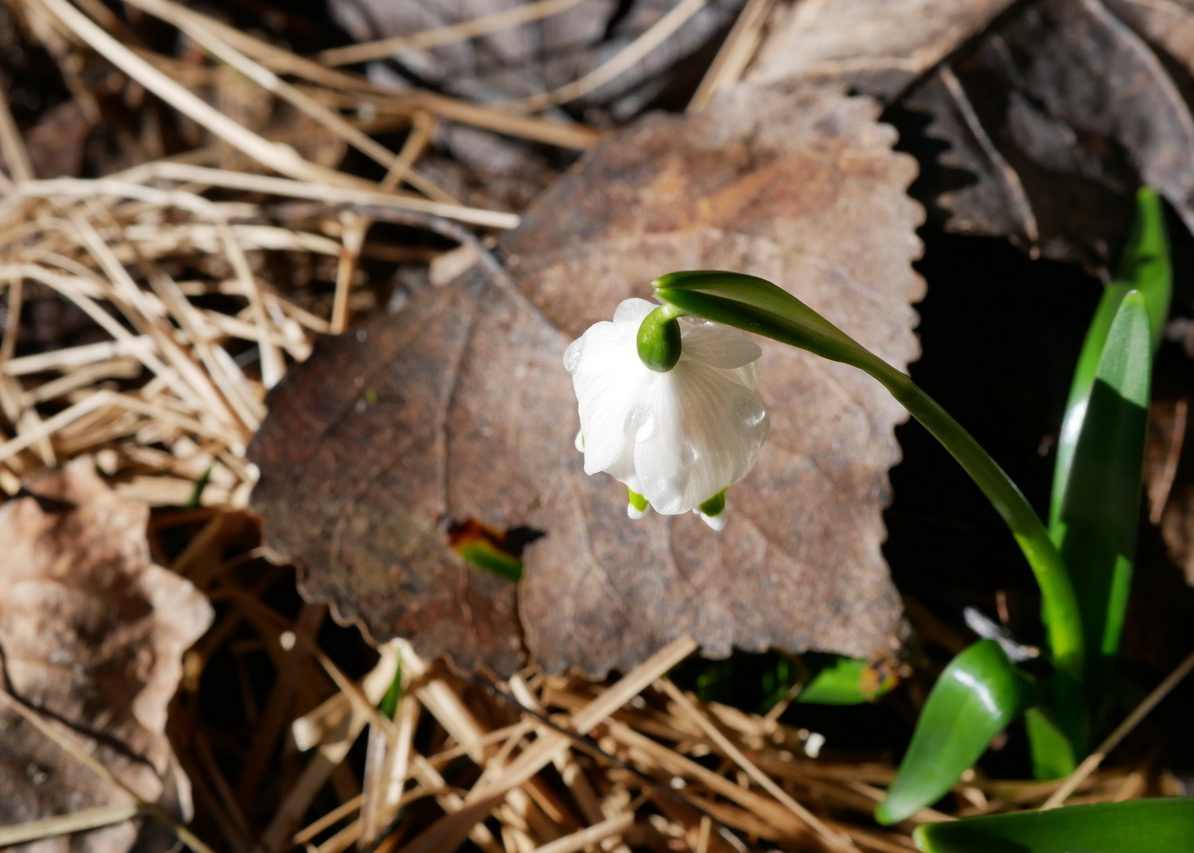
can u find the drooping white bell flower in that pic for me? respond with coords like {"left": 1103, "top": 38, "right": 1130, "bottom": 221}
{"left": 563, "top": 298, "right": 769, "bottom": 529}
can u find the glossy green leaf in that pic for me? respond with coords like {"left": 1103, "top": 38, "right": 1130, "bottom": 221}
{"left": 1026, "top": 190, "right": 1167, "bottom": 771}
{"left": 877, "top": 640, "right": 1036, "bottom": 825}
{"left": 1053, "top": 292, "right": 1153, "bottom": 709}
{"left": 796, "top": 653, "right": 898, "bottom": 705}
{"left": 914, "top": 798, "right": 1194, "bottom": 853}
{"left": 1050, "top": 186, "right": 1169, "bottom": 528}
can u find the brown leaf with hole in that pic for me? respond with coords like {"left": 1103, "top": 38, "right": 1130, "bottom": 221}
{"left": 0, "top": 457, "right": 213, "bottom": 852}
{"left": 249, "top": 83, "right": 923, "bottom": 677}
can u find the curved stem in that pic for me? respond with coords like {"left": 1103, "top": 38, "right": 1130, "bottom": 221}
{"left": 653, "top": 273, "right": 1086, "bottom": 746}
{"left": 860, "top": 354, "right": 1083, "bottom": 681}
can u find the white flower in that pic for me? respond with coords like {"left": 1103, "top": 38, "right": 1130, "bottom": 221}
{"left": 563, "top": 298, "right": 769, "bottom": 529}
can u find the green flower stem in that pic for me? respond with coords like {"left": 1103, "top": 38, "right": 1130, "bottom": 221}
{"left": 864, "top": 355, "right": 1082, "bottom": 670}
{"left": 653, "top": 272, "right": 1085, "bottom": 741}
{"left": 865, "top": 351, "right": 1085, "bottom": 754}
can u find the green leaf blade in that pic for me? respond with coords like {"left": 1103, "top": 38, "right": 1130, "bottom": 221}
{"left": 877, "top": 640, "right": 1036, "bottom": 826}
{"left": 913, "top": 799, "right": 1194, "bottom": 853}
{"left": 1053, "top": 290, "right": 1153, "bottom": 703}
{"left": 1049, "top": 186, "right": 1170, "bottom": 529}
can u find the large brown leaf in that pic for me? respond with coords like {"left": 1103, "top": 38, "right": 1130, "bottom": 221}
{"left": 0, "top": 457, "right": 213, "bottom": 852}
{"left": 249, "top": 83, "right": 924, "bottom": 677}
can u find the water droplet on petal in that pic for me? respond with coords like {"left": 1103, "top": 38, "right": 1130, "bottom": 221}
{"left": 563, "top": 338, "right": 584, "bottom": 373}
{"left": 627, "top": 404, "right": 653, "bottom": 441}
{"left": 739, "top": 403, "right": 767, "bottom": 428}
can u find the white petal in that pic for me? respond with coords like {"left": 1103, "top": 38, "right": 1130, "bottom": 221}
{"left": 636, "top": 359, "right": 769, "bottom": 513}
{"left": 611, "top": 297, "right": 657, "bottom": 333}
{"left": 568, "top": 323, "right": 641, "bottom": 473}
{"left": 728, "top": 358, "right": 762, "bottom": 391}
{"left": 630, "top": 374, "right": 692, "bottom": 513}
{"left": 680, "top": 319, "right": 763, "bottom": 370}
{"left": 562, "top": 335, "right": 584, "bottom": 374}
{"left": 698, "top": 508, "right": 728, "bottom": 531}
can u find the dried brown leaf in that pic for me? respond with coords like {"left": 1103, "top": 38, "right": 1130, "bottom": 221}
{"left": 747, "top": 0, "right": 1194, "bottom": 270}
{"left": 249, "top": 83, "right": 923, "bottom": 677}
{"left": 0, "top": 457, "right": 213, "bottom": 852}
{"left": 747, "top": 0, "right": 1015, "bottom": 100}
{"left": 327, "top": 0, "right": 745, "bottom": 209}
{"left": 901, "top": 0, "right": 1194, "bottom": 267}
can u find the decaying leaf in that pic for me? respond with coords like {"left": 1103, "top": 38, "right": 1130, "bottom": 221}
{"left": 329, "top": 0, "right": 743, "bottom": 117}
{"left": 327, "top": 0, "right": 745, "bottom": 209}
{"left": 747, "top": 0, "right": 1194, "bottom": 271}
{"left": 1147, "top": 395, "right": 1194, "bottom": 587}
{"left": 906, "top": 0, "right": 1194, "bottom": 268}
{"left": 0, "top": 457, "right": 213, "bottom": 852}
{"left": 746, "top": 0, "right": 1015, "bottom": 100}
{"left": 249, "top": 83, "right": 923, "bottom": 677}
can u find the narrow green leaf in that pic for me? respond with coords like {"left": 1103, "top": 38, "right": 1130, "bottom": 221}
{"left": 186, "top": 464, "right": 214, "bottom": 509}
{"left": 914, "top": 799, "right": 1194, "bottom": 853}
{"left": 454, "top": 542, "right": 524, "bottom": 582}
{"left": 1049, "top": 186, "right": 1170, "bottom": 528}
{"left": 379, "top": 656, "right": 404, "bottom": 720}
{"left": 447, "top": 520, "right": 526, "bottom": 582}
{"left": 1116, "top": 187, "right": 1171, "bottom": 320}
{"left": 1053, "top": 291, "right": 1153, "bottom": 706}
{"left": 1022, "top": 707, "right": 1077, "bottom": 780}
{"left": 877, "top": 640, "right": 1036, "bottom": 825}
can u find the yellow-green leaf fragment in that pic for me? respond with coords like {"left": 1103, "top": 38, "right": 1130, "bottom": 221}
{"left": 796, "top": 653, "right": 900, "bottom": 705}
{"left": 448, "top": 519, "right": 525, "bottom": 582}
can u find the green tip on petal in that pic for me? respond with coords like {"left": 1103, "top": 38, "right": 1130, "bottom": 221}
{"left": 628, "top": 488, "right": 649, "bottom": 519}
{"left": 637, "top": 305, "right": 684, "bottom": 372}
{"left": 698, "top": 489, "right": 727, "bottom": 530}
